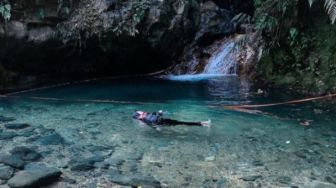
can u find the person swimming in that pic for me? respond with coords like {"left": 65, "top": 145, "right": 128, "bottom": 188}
{"left": 132, "top": 110, "right": 211, "bottom": 128}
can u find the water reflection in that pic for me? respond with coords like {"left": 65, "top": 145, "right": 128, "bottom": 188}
{"left": 203, "top": 76, "right": 250, "bottom": 105}
{"left": 16, "top": 76, "right": 251, "bottom": 106}
{"left": 163, "top": 75, "right": 250, "bottom": 105}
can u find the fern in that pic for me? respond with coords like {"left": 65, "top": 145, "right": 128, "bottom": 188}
{"left": 308, "top": 0, "right": 317, "bottom": 7}
{"left": 324, "top": 0, "right": 336, "bottom": 24}
{"left": 0, "top": 3, "right": 11, "bottom": 21}
{"left": 308, "top": 0, "right": 336, "bottom": 24}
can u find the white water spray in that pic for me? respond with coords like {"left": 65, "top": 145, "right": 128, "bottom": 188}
{"left": 203, "top": 41, "right": 238, "bottom": 75}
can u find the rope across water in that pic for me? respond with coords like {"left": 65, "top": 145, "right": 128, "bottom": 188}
{"left": 1, "top": 70, "right": 335, "bottom": 109}
{"left": 223, "top": 93, "right": 336, "bottom": 113}
{"left": 0, "top": 95, "right": 160, "bottom": 105}
{"left": 0, "top": 70, "right": 168, "bottom": 105}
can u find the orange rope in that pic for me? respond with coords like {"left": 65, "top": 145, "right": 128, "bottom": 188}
{"left": 224, "top": 93, "right": 336, "bottom": 110}
{"left": 0, "top": 95, "right": 159, "bottom": 105}
{"left": 5, "top": 70, "right": 166, "bottom": 96}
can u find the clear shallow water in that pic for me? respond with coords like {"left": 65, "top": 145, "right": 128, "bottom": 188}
{"left": 1, "top": 76, "right": 336, "bottom": 187}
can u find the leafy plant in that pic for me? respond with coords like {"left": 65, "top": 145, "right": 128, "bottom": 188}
{"left": 0, "top": 2, "right": 11, "bottom": 21}
{"left": 306, "top": 0, "right": 336, "bottom": 23}
{"left": 37, "top": 8, "right": 45, "bottom": 20}
{"left": 322, "top": 0, "right": 336, "bottom": 23}
{"left": 289, "top": 27, "right": 299, "bottom": 46}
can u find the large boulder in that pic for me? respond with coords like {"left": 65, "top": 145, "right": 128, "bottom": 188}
{"left": 0, "top": 164, "right": 14, "bottom": 180}
{"left": 0, "top": 154, "right": 25, "bottom": 169}
{"left": 0, "top": 147, "right": 42, "bottom": 169}
{"left": 7, "top": 163, "right": 62, "bottom": 188}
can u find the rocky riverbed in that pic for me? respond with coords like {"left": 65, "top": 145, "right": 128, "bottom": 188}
{"left": 0, "top": 89, "right": 336, "bottom": 188}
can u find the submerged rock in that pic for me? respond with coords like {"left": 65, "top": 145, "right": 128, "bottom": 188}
{"left": 0, "top": 147, "right": 42, "bottom": 169}
{"left": 69, "top": 161, "right": 94, "bottom": 171}
{"left": 18, "top": 128, "right": 36, "bottom": 138}
{"left": 0, "top": 155, "right": 25, "bottom": 169}
{"left": 93, "top": 161, "right": 110, "bottom": 169}
{"left": 0, "top": 131, "right": 18, "bottom": 140}
{"left": 252, "top": 160, "right": 264, "bottom": 166}
{"left": 240, "top": 175, "right": 262, "bottom": 181}
{"left": 7, "top": 163, "right": 62, "bottom": 188}
{"left": 216, "top": 178, "right": 228, "bottom": 187}
{"left": 105, "top": 158, "right": 125, "bottom": 169}
{"left": 277, "top": 176, "right": 292, "bottom": 185}
{"left": 109, "top": 173, "right": 161, "bottom": 188}
{"left": 0, "top": 164, "right": 14, "bottom": 180}
{"left": 69, "top": 155, "right": 105, "bottom": 171}
{"left": 294, "top": 150, "right": 308, "bottom": 159}
{"left": 0, "top": 116, "right": 15, "bottom": 123}
{"left": 4, "top": 124, "right": 30, "bottom": 130}
{"left": 308, "top": 180, "right": 336, "bottom": 188}
{"left": 36, "top": 133, "right": 65, "bottom": 146}
{"left": 10, "top": 147, "right": 42, "bottom": 162}
{"left": 325, "top": 176, "right": 336, "bottom": 184}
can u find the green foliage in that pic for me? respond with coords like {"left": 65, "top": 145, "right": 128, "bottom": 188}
{"left": 288, "top": 27, "right": 299, "bottom": 46}
{"left": 309, "top": 0, "right": 336, "bottom": 23}
{"left": 253, "top": 0, "right": 297, "bottom": 50}
{"left": 256, "top": 0, "right": 336, "bottom": 93}
{"left": 254, "top": 0, "right": 264, "bottom": 8}
{"left": 255, "top": 13, "right": 278, "bottom": 34}
{"left": 254, "top": 0, "right": 336, "bottom": 49}
{"left": 323, "top": 0, "right": 336, "bottom": 23}
{"left": 0, "top": 2, "right": 11, "bottom": 21}
{"left": 37, "top": 8, "right": 45, "bottom": 20}
{"left": 59, "top": 0, "right": 153, "bottom": 50}
{"left": 112, "top": 0, "right": 151, "bottom": 36}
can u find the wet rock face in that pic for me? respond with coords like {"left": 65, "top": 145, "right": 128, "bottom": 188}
{"left": 27, "top": 27, "right": 55, "bottom": 42}
{"left": 165, "top": 0, "right": 260, "bottom": 77}
{"left": 212, "top": 0, "right": 255, "bottom": 15}
{"left": 168, "top": 32, "right": 262, "bottom": 76}
{"left": 0, "top": 0, "right": 255, "bottom": 84}
{"left": 194, "top": 1, "right": 235, "bottom": 46}
{"left": 4, "top": 22, "right": 28, "bottom": 39}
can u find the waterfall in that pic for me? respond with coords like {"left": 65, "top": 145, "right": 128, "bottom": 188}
{"left": 203, "top": 41, "right": 238, "bottom": 75}
{"left": 165, "top": 38, "right": 241, "bottom": 81}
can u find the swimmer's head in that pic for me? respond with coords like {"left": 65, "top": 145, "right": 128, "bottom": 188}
{"left": 132, "top": 111, "right": 146, "bottom": 119}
